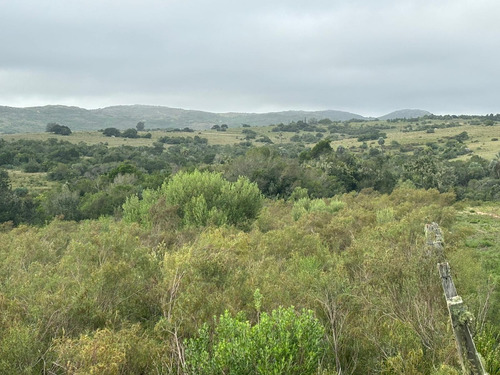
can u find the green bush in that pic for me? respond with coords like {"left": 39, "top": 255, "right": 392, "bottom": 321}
{"left": 292, "top": 197, "right": 344, "bottom": 221}
{"left": 185, "top": 306, "right": 326, "bottom": 375}
{"left": 123, "top": 170, "right": 263, "bottom": 229}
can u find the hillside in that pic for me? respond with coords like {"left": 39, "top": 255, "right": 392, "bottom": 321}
{"left": 378, "top": 108, "right": 432, "bottom": 120}
{"left": 0, "top": 104, "right": 427, "bottom": 133}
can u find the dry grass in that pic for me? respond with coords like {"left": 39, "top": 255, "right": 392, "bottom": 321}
{"left": 1, "top": 129, "right": 247, "bottom": 147}
{"left": 1, "top": 121, "right": 498, "bottom": 160}
{"left": 329, "top": 121, "right": 499, "bottom": 160}
{"left": 8, "top": 170, "right": 56, "bottom": 193}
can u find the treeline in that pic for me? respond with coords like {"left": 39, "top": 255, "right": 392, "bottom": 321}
{"left": 1, "top": 133, "right": 500, "bottom": 226}
{"left": 102, "top": 127, "right": 152, "bottom": 139}
{"left": 0, "top": 137, "right": 242, "bottom": 224}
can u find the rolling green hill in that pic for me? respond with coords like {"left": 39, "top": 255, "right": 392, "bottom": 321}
{"left": 379, "top": 108, "right": 432, "bottom": 120}
{"left": 0, "top": 104, "right": 427, "bottom": 133}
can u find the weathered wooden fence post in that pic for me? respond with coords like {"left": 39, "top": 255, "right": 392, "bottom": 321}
{"left": 426, "top": 222, "right": 487, "bottom": 375}
{"left": 425, "top": 222, "right": 445, "bottom": 261}
{"left": 438, "top": 262, "right": 487, "bottom": 375}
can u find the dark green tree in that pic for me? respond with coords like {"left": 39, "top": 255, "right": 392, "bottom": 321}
{"left": 136, "top": 121, "right": 145, "bottom": 131}
{"left": 103, "top": 127, "right": 121, "bottom": 137}
{"left": 46, "top": 123, "right": 72, "bottom": 135}
{"left": 121, "top": 128, "right": 138, "bottom": 138}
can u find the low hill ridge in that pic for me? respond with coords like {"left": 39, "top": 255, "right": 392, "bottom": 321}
{"left": 0, "top": 104, "right": 429, "bottom": 133}
{"left": 378, "top": 109, "right": 432, "bottom": 120}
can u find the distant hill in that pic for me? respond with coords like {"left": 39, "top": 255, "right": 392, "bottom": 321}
{"left": 0, "top": 105, "right": 431, "bottom": 134}
{"left": 378, "top": 109, "right": 432, "bottom": 120}
{"left": 0, "top": 105, "right": 369, "bottom": 134}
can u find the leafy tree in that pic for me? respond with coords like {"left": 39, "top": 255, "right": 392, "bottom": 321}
{"left": 107, "top": 163, "right": 141, "bottom": 181}
{"left": 48, "top": 145, "right": 80, "bottom": 163}
{"left": 42, "top": 184, "right": 81, "bottom": 221}
{"left": 22, "top": 159, "right": 42, "bottom": 173}
{"left": 491, "top": 153, "right": 500, "bottom": 179}
{"left": 453, "top": 131, "right": 469, "bottom": 142}
{"left": 57, "top": 125, "right": 72, "bottom": 136}
{"left": 242, "top": 129, "right": 257, "bottom": 140}
{"left": 136, "top": 121, "right": 145, "bottom": 131}
{"left": 103, "top": 127, "right": 121, "bottom": 137}
{"left": 402, "top": 155, "right": 456, "bottom": 191}
{"left": 310, "top": 138, "right": 332, "bottom": 159}
{"left": 46, "top": 122, "right": 59, "bottom": 132}
{"left": 46, "top": 123, "right": 72, "bottom": 135}
{"left": 318, "top": 118, "right": 333, "bottom": 125}
{"left": 255, "top": 135, "right": 273, "bottom": 143}
{"left": 121, "top": 128, "right": 138, "bottom": 138}
{"left": 226, "top": 147, "right": 310, "bottom": 198}
{"left": 47, "top": 163, "right": 76, "bottom": 181}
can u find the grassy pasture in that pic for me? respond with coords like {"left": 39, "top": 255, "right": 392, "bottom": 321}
{"left": 386, "top": 122, "right": 499, "bottom": 160}
{"left": 457, "top": 202, "right": 500, "bottom": 305}
{"left": 8, "top": 169, "right": 56, "bottom": 193}
{"left": 326, "top": 120, "right": 499, "bottom": 161}
{"left": 1, "top": 119, "right": 498, "bottom": 160}
{"left": 1, "top": 129, "right": 254, "bottom": 147}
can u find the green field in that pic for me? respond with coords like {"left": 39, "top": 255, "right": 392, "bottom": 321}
{"left": 1, "top": 118, "right": 498, "bottom": 161}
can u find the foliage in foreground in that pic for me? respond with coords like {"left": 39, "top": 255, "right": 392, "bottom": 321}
{"left": 0, "top": 187, "right": 499, "bottom": 373}
{"left": 185, "top": 307, "right": 326, "bottom": 375}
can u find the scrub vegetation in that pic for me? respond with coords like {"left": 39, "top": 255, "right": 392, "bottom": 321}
{"left": 0, "top": 114, "right": 500, "bottom": 373}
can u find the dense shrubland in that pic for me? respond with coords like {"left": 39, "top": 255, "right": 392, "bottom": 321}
{"left": 0, "top": 181, "right": 499, "bottom": 373}
{"left": 1, "top": 127, "right": 499, "bottom": 226}
{"left": 1, "top": 118, "right": 500, "bottom": 373}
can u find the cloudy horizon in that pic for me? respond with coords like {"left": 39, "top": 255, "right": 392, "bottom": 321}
{"left": 1, "top": 0, "right": 499, "bottom": 117}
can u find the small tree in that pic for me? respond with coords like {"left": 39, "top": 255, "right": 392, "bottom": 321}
{"left": 46, "top": 122, "right": 59, "bottom": 133}
{"left": 57, "top": 125, "right": 72, "bottom": 135}
{"left": 136, "top": 121, "right": 145, "bottom": 131}
{"left": 46, "top": 123, "right": 72, "bottom": 135}
{"left": 309, "top": 139, "right": 332, "bottom": 159}
{"left": 103, "top": 127, "right": 121, "bottom": 137}
{"left": 122, "top": 128, "right": 138, "bottom": 138}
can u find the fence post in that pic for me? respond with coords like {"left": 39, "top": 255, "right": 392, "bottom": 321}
{"left": 437, "top": 262, "right": 487, "bottom": 375}
{"left": 426, "top": 222, "right": 487, "bottom": 375}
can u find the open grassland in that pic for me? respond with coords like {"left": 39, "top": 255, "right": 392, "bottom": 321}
{"left": 328, "top": 120, "right": 499, "bottom": 160}
{"left": 387, "top": 122, "right": 499, "bottom": 160}
{"left": 457, "top": 202, "right": 500, "bottom": 292}
{"left": 8, "top": 170, "right": 57, "bottom": 193}
{"left": 1, "top": 119, "right": 498, "bottom": 160}
{"left": 1, "top": 129, "right": 249, "bottom": 147}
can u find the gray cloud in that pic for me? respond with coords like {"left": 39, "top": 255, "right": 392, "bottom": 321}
{"left": 1, "top": 0, "right": 499, "bottom": 115}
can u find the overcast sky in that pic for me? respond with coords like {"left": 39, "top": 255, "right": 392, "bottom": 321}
{"left": 1, "top": 0, "right": 499, "bottom": 116}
